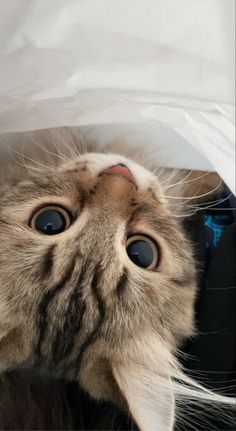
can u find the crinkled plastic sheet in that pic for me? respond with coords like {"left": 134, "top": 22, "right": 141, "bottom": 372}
{"left": 0, "top": 0, "right": 235, "bottom": 192}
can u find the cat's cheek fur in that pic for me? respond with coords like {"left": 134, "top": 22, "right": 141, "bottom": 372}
{"left": 112, "top": 362, "right": 175, "bottom": 431}
{"left": 0, "top": 327, "right": 34, "bottom": 373}
{"left": 79, "top": 334, "right": 176, "bottom": 431}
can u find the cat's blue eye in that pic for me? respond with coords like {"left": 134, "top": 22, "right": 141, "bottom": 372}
{"left": 126, "top": 235, "right": 159, "bottom": 270}
{"left": 30, "top": 206, "right": 71, "bottom": 235}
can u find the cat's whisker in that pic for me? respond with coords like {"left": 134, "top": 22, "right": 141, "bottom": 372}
{"left": 157, "top": 176, "right": 226, "bottom": 218}
{"left": 189, "top": 193, "right": 233, "bottom": 210}
{"left": 158, "top": 168, "right": 180, "bottom": 186}
{"left": 172, "top": 212, "right": 197, "bottom": 218}
{"left": 176, "top": 402, "right": 225, "bottom": 430}
{"left": 177, "top": 400, "right": 234, "bottom": 428}
{"left": 161, "top": 178, "right": 223, "bottom": 200}
{"left": 151, "top": 163, "right": 165, "bottom": 177}
{"left": 163, "top": 170, "right": 212, "bottom": 191}
{"left": 177, "top": 195, "right": 233, "bottom": 216}
{"left": 169, "top": 193, "right": 232, "bottom": 216}
{"left": 174, "top": 348, "right": 197, "bottom": 361}
{"left": 175, "top": 410, "right": 201, "bottom": 431}
{"left": 202, "top": 207, "right": 236, "bottom": 211}
{"left": 176, "top": 369, "right": 236, "bottom": 389}
{"left": 163, "top": 169, "right": 194, "bottom": 189}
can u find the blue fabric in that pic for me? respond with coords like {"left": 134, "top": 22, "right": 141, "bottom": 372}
{"left": 204, "top": 187, "right": 236, "bottom": 259}
{"left": 204, "top": 214, "right": 230, "bottom": 249}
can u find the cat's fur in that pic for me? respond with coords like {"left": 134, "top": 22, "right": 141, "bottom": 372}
{"left": 0, "top": 128, "right": 233, "bottom": 430}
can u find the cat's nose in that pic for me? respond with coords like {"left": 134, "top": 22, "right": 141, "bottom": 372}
{"left": 100, "top": 164, "right": 135, "bottom": 184}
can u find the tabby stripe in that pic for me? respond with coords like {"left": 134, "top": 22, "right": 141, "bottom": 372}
{"left": 74, "top": 264, "right": 106, "bottom": 376}
{"left": 116, "top": 271, "right": 128, "bottom": 299}
{"left": 51, "top": 265, "right": 88, "bottom": 364}
{"left": 170, "top": 274, "right": 196, "bottom": 287}
{"left": 0, "top": 218, "right": 11, "bottom": 227}
{"left": 41, "top": 244, "right": 55, "bottom": 279}
{"left": 35, "top": 258, "right": 76, "bottom": 360}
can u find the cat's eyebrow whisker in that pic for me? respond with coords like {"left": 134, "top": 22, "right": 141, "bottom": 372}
{"left": 67, "top": 127, "right": 82, "bottom": 158}
{"left": 52, "top": 127, "right": 89, "bottom": 160}
{"left": 11, "top": 148, "right": 55, "bottom": 173}
{"left": 78, "top": 132, "right": 89, "bottom": 155}
{"left": 50, "top": 129, "right": 74, "bottom": 161}
{"left": 6, "top": 145, "right": 55, "bottom": 174}
{"left": 71, "top": 128, "right": 89, "bottom": 156}
{"left": 44, "top": 113, "right": 76, "bottom": 158}
{"left": 0, "top": 122, "right": 54, "bottom": 170}
{"left": 25, "top": 131, "right": 69, "bottom": 163}
{"left": 50, "top": 127, "right": 78, "bottom": 160}
{"left": 40, "top": 113, "right": 79, "bottom": 158}
{"left": 51, "top": 129, "right": 76, "bottom": 161}
{"left": 23, "top": 165, "right": 55, "bottom": 174}
{"left": 79, "top": 136, "right": 88, "bottom": 155}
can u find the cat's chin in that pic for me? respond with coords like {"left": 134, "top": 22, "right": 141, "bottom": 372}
{"left": 78, "top": 355, "right": 126, "bottom": 409}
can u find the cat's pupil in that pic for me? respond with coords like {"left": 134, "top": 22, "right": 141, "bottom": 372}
{"left": 34, "top": 210, "right": 66, "bottom": 235}
{"left": 126, "top": 240, "right": 154, "bottom": 268}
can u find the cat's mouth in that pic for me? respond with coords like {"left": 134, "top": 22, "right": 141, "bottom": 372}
{"left": 100, "top": 164, "right": 135, "bottom": 184}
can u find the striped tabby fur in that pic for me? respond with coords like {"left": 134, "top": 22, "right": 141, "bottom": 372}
{"left": 0, "top": 128, "right": 233, "bottom": 430}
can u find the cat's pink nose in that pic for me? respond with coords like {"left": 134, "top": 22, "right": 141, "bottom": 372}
{"left": 101, "top": 164, "right": 135, "bottom": 183}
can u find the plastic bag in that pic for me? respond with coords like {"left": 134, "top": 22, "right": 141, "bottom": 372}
{"left": 0, "top": 0, "right": 234, "bottom": 192}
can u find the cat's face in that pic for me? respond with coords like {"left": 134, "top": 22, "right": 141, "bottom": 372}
{"left": 0, "top": 152, "right": 196, "bottom": 430}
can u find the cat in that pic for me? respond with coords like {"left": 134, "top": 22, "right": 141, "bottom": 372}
{"left": 0, "top": 128, "right": 234, "bottom": 430}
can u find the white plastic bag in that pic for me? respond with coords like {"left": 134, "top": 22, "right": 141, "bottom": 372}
{"left": 0, "top": 0, "right": 235, "bottom": 192}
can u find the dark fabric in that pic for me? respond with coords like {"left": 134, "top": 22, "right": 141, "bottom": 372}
{"left": 181, "top": 201, "right": 236, "bottom": 430}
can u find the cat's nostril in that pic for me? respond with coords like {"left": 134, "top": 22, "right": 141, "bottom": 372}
{"left": 100, "top": 164, "right": 135, "bottom": 184}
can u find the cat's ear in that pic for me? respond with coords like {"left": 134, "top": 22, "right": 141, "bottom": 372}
{"left": 112, "top": 360, "right": 175, "bottom": 431}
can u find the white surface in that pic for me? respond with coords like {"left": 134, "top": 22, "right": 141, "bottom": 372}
{"left": 0, "top": 0, "right": 235, "bottom": 192}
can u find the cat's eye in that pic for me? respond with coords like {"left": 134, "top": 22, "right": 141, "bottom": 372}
{"left": 126, "top": 235, "right": 159, "bottom": 270}
{"left": 30, "top": 205, "right": 71, "bottom": 235}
